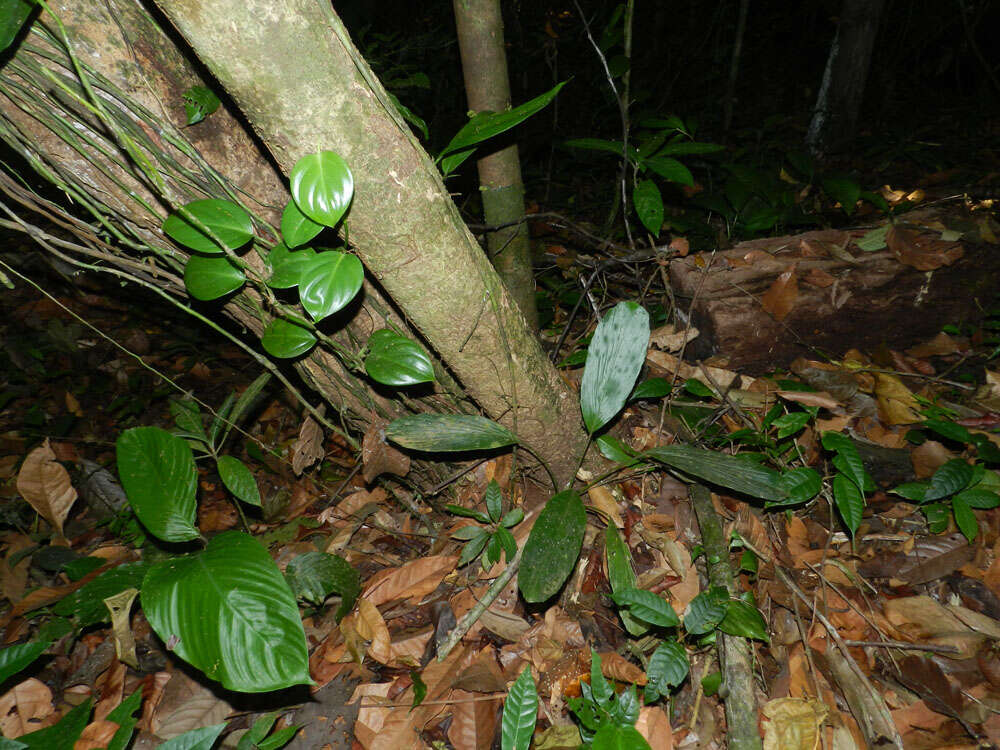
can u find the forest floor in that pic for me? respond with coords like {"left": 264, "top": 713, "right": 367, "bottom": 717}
{"left": 2, "top": 187, "right": 1000, "bottom": 750}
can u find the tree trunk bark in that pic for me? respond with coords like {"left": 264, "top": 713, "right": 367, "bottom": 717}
{"left": 452, "top": 0, "right": 538, "bottom": 330}
{"left": 0, "top": 0, "right": 590, "bottom": 487}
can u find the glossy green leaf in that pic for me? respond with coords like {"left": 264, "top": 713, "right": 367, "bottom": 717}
{"left": 300, "top": 251, "right": 364, "bottom": 322}
{"left": 642, "top": 155, "right": 694, "bottom": 186}
{"left": 182, "top": 85, "right": 220, "bottom": 126}
{"left": 260, "top": 318, "right": 316, "bottom": 359}
{"left": 485, "top": 480, "right": 503, "bottom": 523}
{"left": 647, "top": 445, "right": 789, "bottom": 502}
{"left": 364, "top": 329, "right": 434, "bottom": 386}
{"left": 923, "top": 418, "right": 972, "bottom": 445}
{"left": 611, "top": 587, "right": 679, "bottom": 627}
{"left": 774, "top": 467, "right": 822, "bottom": 506}
{"left": 53, "top": 562, "right": 148, "bottom": 627}
{"left": 157, "top": 724, "right": 227, "bottom": 750}
{"left": 952, "top": 493, "right": 978, "bottom": 542}
{"left": 501, "top": 668, "right": 538, "bottom": 750}
{"left": 596, "top": 434, "right": 639, "bottom": 466}
{"left": 501, "top": 508, "right": 525, "bottom": 528}
{"left": 280, "top": 199, "right": 324, "bottom": 248}
{"left": 683, "top": 586, "right": 729, "bottom": 635}
{"left": 117, "top": 427, "right": 198, "bottom": 542}
{"left": 605, "top": 526, "right": 646, "bottom": 636}
{"left": 580, "top": 301, "right": 650, "bottom": 433}
{"left": 446, "top": 504, "right": 491, "bottom": 523}
{"left": 0, "top": 0, "right": 33, "bottom": 54}
{"left": 519, "top": 491, "right": 586, "bottom": 603}
{"left": 922, "top": 502, "right": 950, "bottom": 533}
{"left": 590, "top": 725, "right": 651, "bottom": 750}
{"left": 289, "top": 151, "right": 354, "bottom": 227}
{"left": 284, "top": 550, "right": 360, "bottom": 619}
{"left": 832, "top": 472, "right": 864, "bottom": 537}
{"left": 955, "top": 488, "right": 1000, "bottom": 509}
{"left": 633, "top": 179, "right": 664, "bottom": 236}
{"left": 0, "top": 641, "right": 49, "bottom": 685}
{"left": 630, "top": 377, "right": 670, "bottom": 401}
{"left": 16, "top": 697, "right": 90, "bottom": 750}
{"left": 644, "top": 640, "right": 689, "bottom": 702}
{"left": 217, "top": 455, "right": 261, "bottom": 507}
{"left": 925, "top": 459, "right": 974, "bottom": 502}
{"left": 821, "top": 432, "right": 871, "bottom": 493}
{"left": 266, "top": 243, "right": 317, "bottom": 289}
{"left": 458, "top": 528, "right": 490, "bottom": 567}
{"left": 453, "top": 525, "right": 488, "bottom": 541}
{"left": 105, "top": 689, "right": 141, "bottom": 750}
{"left": 385, "top": 414, "right": 517, "bottom": 452}
{"left": 495, "top": 526, "right": 517, "bottom": 562}
{"left": 162, "top": 199, "right": 253, "bottom": 254}
{"left": 772, "top": 411, "right": 811, "bottom": 439}
{"left": 183, "top": 254, "right": 245, "bottom": 300}
{"left": 439, "top": 81, "right": 566, "bottom": 175}
{"left": 718, "top": 599, "right": 769, "bottom": 641}
{"left": 891, "top": 480, "right": 929, "bottom": 502}
{"left": 142, "top": 531, "right": 311, "bottom": 692}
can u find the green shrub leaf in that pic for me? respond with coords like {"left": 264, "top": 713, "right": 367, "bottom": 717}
{"left": 580, "top": 301, "right": 650, "bottom": 433}
{"left": 266, "top": 243, "right": 317, "bottom": 289}
{"left": 182, "top": 85, "right": 220, "bottom": 126}
{"left": 718, "top": 599, "right": 769, "bottom": 641}
{"left": 0, "top": 0, "right": 34, "bottom": 55}
{"left": 183, "top": 255, "right": 245, "bottom": 301}
{"left": 0, "top": 641, "right": 49, "bottom": 685}
{"left": 385, "top": 414, "right": 517, "bottom": 452}
{"left": 217, "top": 456, "right": 261, "bottom": 507}
{"left": 611, "top": 587, "right": 679, "bottom": 627}
{"left": 605, "top": 526, "right": 646, "bottom": 636}
{"left": 925, "top": 459, "right": 974, "bottom": 502}
{"left": 300, "top": 251, "right": 364, "bottom": 322}
{"left": 519, "top": 491, "right": 586, "bottom": 603}
{"left": 644, "top": 640, "right": 689, "bottom": 702}
{"left": 643, "top": 155, "right": 694, "bottom": 186}
{"left": 501, "top": 668, "right": 538, "bottom": 750}
{"left": 832, "top": 472, "right": 864, "bottom": 537}
{"left": 647, "top": 445, "right": 788, "bottom": 502}
{"left": 157, "top": 724, "right": 227, "bottom": 750}
{"left": 284, "top": 550, "right": 361, "bottom": 619}
{"left": 774, "top": 467, "right": 822, "bottom": 506}
{"left": 162, "top": 199, "right": 253, "bottom": 254}
{"left": 683, "top": 586, "right": 729, "bottom": 635}
{"left": 117, "top": 427, "right": 199, "bottom": 542}
{"left": 16, "top": 697, "right": 91, "bottom": 750}
{"left": 260, "top": 318, "right": 317, "bottom": 359}
{"left": 290, "top": 151, "right": 354, "bottom": 227}
{"left": 364, "top": 330, "right": 434, "bottom": 386}
{"left": 142, "top": 531, "right": 311, "bottom": 692}
{"left": 280, "top": 199, "right": 324, "bottom": 248}
{"left": 53, "top": 562, "right": 148, "bottom": 627}
{"left": 633, "top": 180, "right": 664, "bottom": 236}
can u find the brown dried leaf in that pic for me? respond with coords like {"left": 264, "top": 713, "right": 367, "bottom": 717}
{"left": 776, "top": 390, "right": 841, "bottom": 411}
{"left": 0, "top": 678, "right": 53, "bottom": 738}
{"left": 906, "top": 332, "right": 968, "bottom": 358}
{"left": 801, "top": 267, "right": 836, "bottom": 288}
{"left": 649, "top": 324, "right": 699, "bottom": 352}
{"left": 363, "top": 555, "right": 458, "bottom": 606}
{"left": 1, "top": 533, "right": 32, "bottom": 603}
{"left": 910, "top": 440, "right": 956, "bottom": 478}
{"left": 149, "top": 669, "right": 232, "bottom": 739}
{"left": 874, "top": 373, "right": 921, "bottom": 425}
{"left": 291, "top": 406, "right": 326, "bottom": 476}
{"left": 761, "top": 698, "right": 828, "bottom": 750}
{"left": 588, "top": 486, "right": 623, "bottom": 529}
{"left": 75, "top": 720, "right": 121, "bottom": 749}
{"left": 16, "top": 439, "right": 77, "bottom": 539}
{"left": 886, "top": 225, "right": 964, "bottom": 271}
{"left": 447, "top": 689, "right": 501, "bottom": 750}
{"left": 362, "top": 418, "right": 410, "bottom": 483}
{"left": 760, "top": 265, "right": 799, "bottom": 322}
{"left": 598, "top": 651, "right": 646, "bottom": 685}
{"left": 897, "top": 655, "right": 963, "bottom": 717}
{"left": 356, "top": 597, "right": 393, "bottom": 666}
{"left": 453, "top": 650, "right": 507, "bottom": 693}
{"left": 635, "top": 706, "right": 673, "bottom": 749}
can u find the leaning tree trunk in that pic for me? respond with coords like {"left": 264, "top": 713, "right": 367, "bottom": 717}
{"left": 0, "top": 0, "right": 590, "bottom": 487}
{"left": 452, "top": 0, "right": 538, "bottom": 329}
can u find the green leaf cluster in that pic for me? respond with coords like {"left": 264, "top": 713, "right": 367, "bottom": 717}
{"left": 447, "top": 480, "right": 523, "bottom": 569}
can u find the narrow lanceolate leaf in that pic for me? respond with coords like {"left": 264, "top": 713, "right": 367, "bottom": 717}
{"left": 501, "top": 668, "right": 538, "bottom": 750}
{"left": 280, "top": 198, "right": 324, "bottom": 248}
{"left": 299, "top": 251, "right": 364, "bottom": 322}
{"left": 832, "top": 472, "right": 864, "bottom": 537}
{"left": 385, "top": 414, "right": 517, "bottom": 453}
{"left": 260, "top": 318, "right": 317, "bottom": 359}
{"left": 289, "top": 151, "right": 354, "bottom": 227}
{"left": 142, "top": 531, "right": 311, "bottom": 692}
{"left": 519, "top": 491, "right": 586, "bottom": 603}
{"left": 183, "top": 255, "right": 245, "bottom": 301}
{"left": 605, "top": 526, "right": 646, "bottom": 636}
{"left": 162, "top": 199, "right": 253, "bottom": 254}
{"left": 116, "top": 427, "right": 198, "bottom": 543}
{"left": 821, "top": 432, "right": 870, "bottom": 493}
{"left": 216, "top": 456, "right": 261, "bottom": 507}
{"left": 364, "top": 329, "right": 434, "bottom": 386}
{"left": 0, "top": 641, "right": 50, "bottom": 685}
{"left": 647, "top": 445, "right": 788, "bottom": 503}
{"left": 580, "top": 301, "right": 650, "bottom": 434}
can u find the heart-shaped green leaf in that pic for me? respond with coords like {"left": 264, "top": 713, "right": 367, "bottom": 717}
{"left": 141, "top": 531, "right": 311, "bottom": 692}
{"left": 216, "top": 455, "right": 261, "bottom": 507}
{"left": 385, "top": 414, "right": 517, "bottom": 452}
{"left": 280, "top": 199, "right": 324, "bottom": 248}
{"left": 580, "top": 301, "right": 650, "bottom": 433}
{"left": 183, "top": 255, "right": 245, "bottom": 300}
{"left": 300, "top": 251, "right": 364, "bottom": 322}
{"left": 162, "top": 199, "right": 253, "bottom": 254}
{"left": 289, "top": 151, "right": 354, "bottom": 227}
{"left": 260, "top": 318, "right": 316, "bottom": 359}
{"left": 519, "top": 490, "right": 585, "bottom": 603}
{"left": 116, "top": 427, "right": 198, "bottom": 542}
{"left": 266, "top": 243, "right": 317, "bottom": 289}
{"left": 364, "top": 329, "right": 434, "bottom": 386}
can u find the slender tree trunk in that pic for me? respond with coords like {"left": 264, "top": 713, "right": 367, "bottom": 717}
{"left": 0, "top": 0, "right": 590, "bottom": 487}
{"left": 722, "top": 0, "right": 750, "bottom": 135}
{"left": 452, "top": 0, "right": 538, "bottom": 330}
{"left": 805, "top": 0, "right": 886, "bottom": 157}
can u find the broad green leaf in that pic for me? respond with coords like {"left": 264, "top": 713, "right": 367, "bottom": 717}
{"left": 633, "top": 179, "right": 664, "bottom": 236}
{"left": 410, "top": 669, "right": 427, "bottom": 709}
{"left": 495, "top": 526, "right": 517, "bottom": 562}
{"left": 718, "top": 599, "right": 769, "bottom": 641}
{"left": 266, "top": 243, "right": 317, "bottom": 289}
{"left": 289, "top": 151, "right": 354, "bottom": 227}
{"left": 774, "top": 467, "right": 822, "bottom": 506}
{"left": 923, "top": 502, "right": 950, "bottom": 533}
{"left": 117, "top": 427, "right": 198, "bottom": 542}
{"left": 501, "top": 668, "right": 538, "bottom": 750}
{"left": 519, "top": 491, "right": 586, "bottom": 603}
{"left": 183, "top": 255, "right": 245, "bottom": 301}
{"left": 364, "top": 329, "right": 434, "bottom": 386}
{"left": 701, "top": 671, "right": 723, "bottom": 696}
{"left": 0, "top": 641, "right": 49, "bottom": 685}
{"left": 501, "top": 508, "right": 525, "bottom": 528}
{"left": 0, "top": 0, "right": 33, "bottom": 55}
{"left": 596, "top": 434, "right": 639, "bottom": 466}
{"left": 891, "top": 481, "right": 929, "bottom": 502}
{"left": 832, "top": 472, "right": 864, "bottom": 537}
{"left": 162, "top": 199, "right": 253, "bottom": 255}
{"left": 156, "top": 724, "right": 227, "bottom": 750}
{"left": 605, "top": 526, "right": 646, "bottom": 636}
{"left": 630, "top": 377, "right": 670, "bottom": 401}
{"left": 924, "top": 459, "right": 974, "bottom": 502}
{"left": 647, "top": 445, "right": 789, "bottom": 502}
{"left": 611, "top": 588, "right": 679, "bottom": 627}
{"left": 955, "top": 488, "right": 1000, "bottom": 509}
{"left": 590, "top": 725, "right": 651, "bottom": 750}
{"left": 923, "top": 418, "right": 972, "bottom": 445}
{"left": 182, "top": 85, "right": 220, "bottom": 126}
{"left": 439, "top": 81, "right": 566, "bottom": 175}
{"left": 385, "top": 414, "right": 517, "bottom": 452}
{"left": 644, "top": 640, "right": 689, "bottom": 702}
{"left": 822, "top": 176, "right": 862, "bottom": 216}
{"left": 952, "top": 493, "right": 978, "bottom": 542}
{"left": 217, "top": 455, "right": 261, "bottom": 506}
{"left": 772, "top": 411, "right": 811, "bottom": 439}
{"left": 683, "top": 586, "right": 728, "bottom": 635}
{"left": 485, "top": 480, "right": 503, "bottom": 523}
{"left": 280, "top": 199, "right": 324, "bottom": 248}
{"left": 658, "top": 141, "right": 724, "bottom": 157}
{"left": 821, "top": 432, "right": 870, "bottom": 493}
{"left": 453, "top": 525, "right": 488, "bottom": 541}
{"left": 237, "top": 712, "right": 278, "bottom": 750}
{"left": 300, "top": 251, "right": 364, "bottom": 322}
{"left": 642, "top": 155, "right": 694, "bottom": 186}
{"left": 142, "top": 531, "right": 311, "bottom": 692}
{"left": 260, "top": 318, "right": 316, "bottom": 359}
{"left": 53, "top": 562, "right": 148, "bottom": 627}
{"left": 284, "top": 550, "right": 360, "bottom": 619}
{"left": 105, "top": 689, "right": 141, "bottom": 750}
{"left": 458, "top": 528, "right": 490, "bottom": 567}
{"left": 580, "top": 301, "right": 650, "bottom": 433}
{"left": 16, "top": 698, "right": 90, "bottom": 750}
